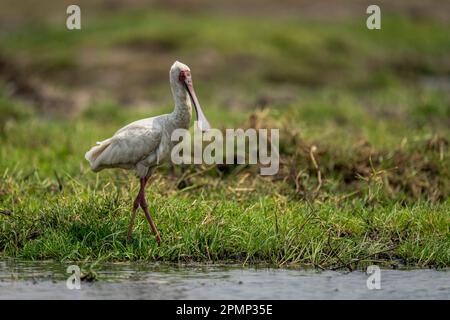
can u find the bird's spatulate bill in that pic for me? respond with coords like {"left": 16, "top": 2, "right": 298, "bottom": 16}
{"left": 185, "top": 83, "right": 210, "bottom": 131}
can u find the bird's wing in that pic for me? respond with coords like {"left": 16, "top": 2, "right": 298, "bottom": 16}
{"left": 86, "top": 117, "right": 164, "bottom": 171}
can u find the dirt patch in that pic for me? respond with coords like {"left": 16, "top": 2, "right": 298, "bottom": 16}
{"left": 246, "top": 110, "right": 449, "bottom": 203}
{"left": 162, "top": 108, "right": 448, "bottom": 203}
{"left": 0, "top": 52, "right": 89, "bottom": 116}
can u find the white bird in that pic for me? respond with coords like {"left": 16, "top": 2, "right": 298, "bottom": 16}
{"left": 85, "top": 61, "right": 210, "bottom": 245}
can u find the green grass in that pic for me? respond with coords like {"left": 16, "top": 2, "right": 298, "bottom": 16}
{"left": 0, "top": 161, "right": 448, "bottom": 268}
{"left": 1, "top": 178, "right": 449, "bottom": 268}
{"left": 0, "top": 4, "right": 449, "bottom": 269}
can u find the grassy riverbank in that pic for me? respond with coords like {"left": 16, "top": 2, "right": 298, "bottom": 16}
{"left": 0, "top": 1, "right": 449, "bottom": 269}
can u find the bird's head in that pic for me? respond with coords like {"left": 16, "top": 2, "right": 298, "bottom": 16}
{"left": 170, "top": 61, "right": 210, "bottom": 132}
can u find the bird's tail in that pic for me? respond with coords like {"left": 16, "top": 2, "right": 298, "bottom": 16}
{"left": 85, "top": 139, "right": 111, "bottom": 172}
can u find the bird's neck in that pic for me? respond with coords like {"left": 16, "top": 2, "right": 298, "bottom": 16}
{"left": 171, "top": 84, "right": 192, "bottom": 128}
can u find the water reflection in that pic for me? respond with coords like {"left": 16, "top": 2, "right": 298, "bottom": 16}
{"left": 0, "top": 260, "right": 448, "bottom": 299}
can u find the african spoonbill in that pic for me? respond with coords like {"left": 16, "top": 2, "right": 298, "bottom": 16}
{"left": 85, "top": 61, "right": 210, "bottom": 245}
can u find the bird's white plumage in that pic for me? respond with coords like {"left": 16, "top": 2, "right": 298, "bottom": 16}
{"left": 85, "top": 116, "right": 163, "bottom": 172}
{"left": 85, "top": 61, "right": 195, "bottom": 178}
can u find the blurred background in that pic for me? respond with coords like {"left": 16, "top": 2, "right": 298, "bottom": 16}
{"left": 0, "top": 0, "right": 449, "bottom": 202}
{"left": 1, "top": 0, "right": 449, "bottom": 113}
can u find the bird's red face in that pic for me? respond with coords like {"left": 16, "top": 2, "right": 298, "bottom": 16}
{"left": 179, "top": 70, "right": 210, "bottom": 131}
{"left": 178, "top": 70, "right": 191, "bottom": 83}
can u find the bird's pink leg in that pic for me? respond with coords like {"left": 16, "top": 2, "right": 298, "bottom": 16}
{"left": 127, "top": 187, "right": 143, "bottom": 242}
{"left": 140, "top": 194, "right": 161, "bottom": 246}
{"left": 127, "top": 177, "right": 161, "bottom": 245}
{"left": 127, "top": 177, "right": 149, "bottom": 241}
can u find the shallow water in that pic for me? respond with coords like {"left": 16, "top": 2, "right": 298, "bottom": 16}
{"left": 0, "top": 260, "right": 448, "bottom": 299}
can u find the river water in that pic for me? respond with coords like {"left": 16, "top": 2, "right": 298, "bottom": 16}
{"left": 0, "top": 260, "right": 448, "bottom": 299}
